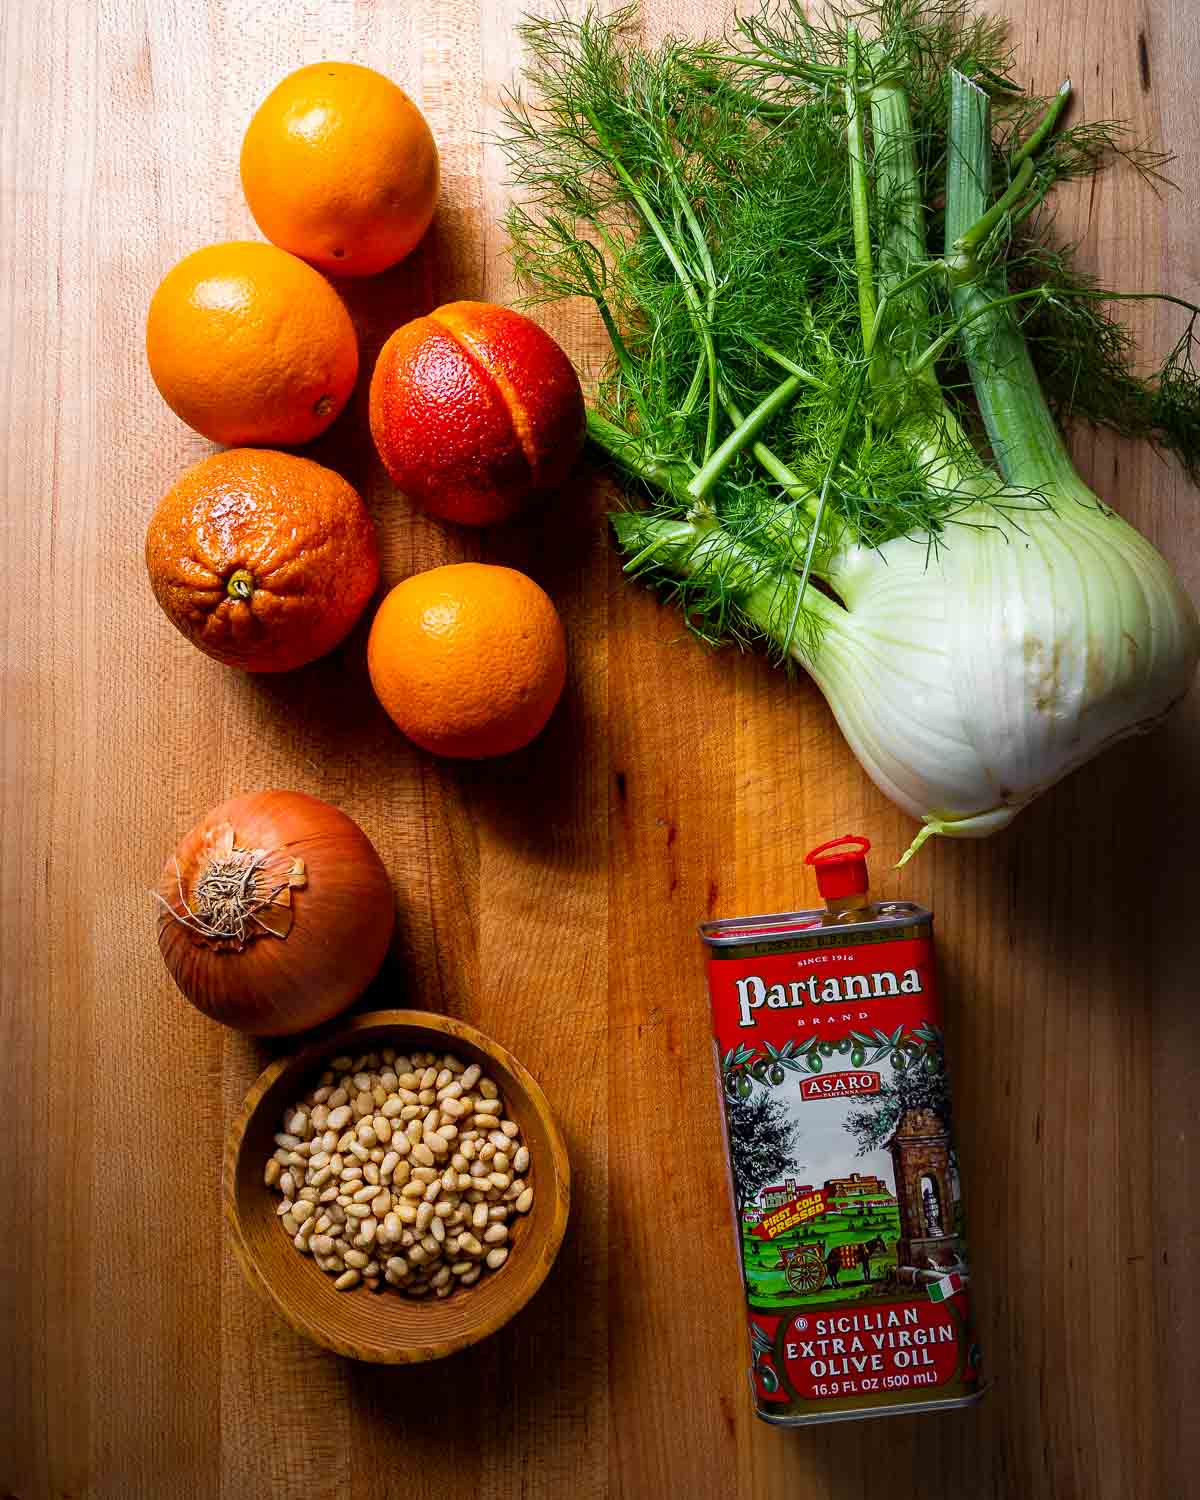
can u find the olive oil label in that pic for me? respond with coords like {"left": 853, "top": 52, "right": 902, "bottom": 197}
{"left": 707, "top": 925, "right": 982, "bottom": 1419}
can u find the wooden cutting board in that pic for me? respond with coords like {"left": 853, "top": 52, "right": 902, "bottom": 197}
{"left": 2, "top": 2, "right": 1197, "bottom": 1496}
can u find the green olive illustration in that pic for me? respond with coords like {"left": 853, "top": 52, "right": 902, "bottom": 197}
{"left": 808, "top": 1054, "right": 823, "bottom": 1073}
{"left": 890, "top": 1049, "right": 906, "bottom": 1069}
{"left": 837, "top": 1039, "right": 851, "bottom": 1054}
{"left": 819, "top": 1041, "right": 834, "bottom": 1057}
{"left": 768, "top": 1063, "right": 785, "bottom": 1085}
{"left": 736, "top": 1074, "right": 752, "bottom": 1099}
{"left": 751, "top": 1060, "right": 769, "bottom": 1083}
{"left": 850, "top": 1047, "right": 865, "bottom": 1067}
{"left": 725, "top": 1072, "right": 740, "bottom": 1097}
{"left": 758, "top": 1362, "right": 780, "bottom": 1393}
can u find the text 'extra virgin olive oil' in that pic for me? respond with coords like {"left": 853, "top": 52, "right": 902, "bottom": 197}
{"left": 700, "top": 836, "right": 984, "bottom": 1425}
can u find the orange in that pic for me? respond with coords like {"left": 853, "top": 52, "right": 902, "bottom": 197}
{"left": 146, "top": 241, "right": 358, "bottom": 447}
{"left": 240, "top": 62, "right": 439, "bottom": 278}
{"left": 369, "top": 302, "right": 585, "bottom": 526}
{"left": 367, "top": 563, "right": 567, "bottom": 757}
{"left": 146, "top": 448, "right": 379, "bottom": 673}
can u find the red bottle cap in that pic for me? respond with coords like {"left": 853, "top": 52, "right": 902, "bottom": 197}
{"left": 804, "top": 834, "right": 871, "bottom": 899}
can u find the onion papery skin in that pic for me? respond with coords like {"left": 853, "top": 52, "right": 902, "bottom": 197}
{"left": 156, "top": 790, "right": 395, "bottom": 1035}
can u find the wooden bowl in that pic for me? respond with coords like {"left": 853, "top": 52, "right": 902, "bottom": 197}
{"left": 223, "top": 1009, "right": 570, "bottom": 1362}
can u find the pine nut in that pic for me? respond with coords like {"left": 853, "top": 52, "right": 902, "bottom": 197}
{"left": 267, "top": 1049, "right": 531, "bottom": 1299}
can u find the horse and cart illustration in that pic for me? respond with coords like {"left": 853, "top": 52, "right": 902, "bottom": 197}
{"left": 777, "top": 1235, "right": 890, "bottom": 1293}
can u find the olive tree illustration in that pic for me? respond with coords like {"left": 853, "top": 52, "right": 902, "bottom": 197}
{"left": 843, "top": 1049, "right": 955, "bottom": 1167}
{"left": 726, "top": 1086, "right": 800, "bottom": 1218}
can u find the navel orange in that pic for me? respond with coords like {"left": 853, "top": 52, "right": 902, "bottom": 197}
{"left": 367, "top": 564, "right": 567, "bottom": 757}
{"left": 146, "top": 241, "right": 358, "bottom": 447}
{"left": 240, "top": 62, "right": 439, "bottom": 278}
{"left": 146, "top": 449, "right": 379, "bottom": 673}
{"left": 369, "top": 302, "right": 585, "bottom": 526}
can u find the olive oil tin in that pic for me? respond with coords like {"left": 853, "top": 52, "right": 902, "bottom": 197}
{"left": 699, "top": 844, "right": 984, "bottom": 1425}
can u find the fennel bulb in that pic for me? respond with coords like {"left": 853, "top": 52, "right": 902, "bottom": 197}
{"left": 807, "top": 498, "right": 1199, "bottom": 850}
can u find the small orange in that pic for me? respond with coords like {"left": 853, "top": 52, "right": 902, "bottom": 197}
{"left": 146, "top": 241, "right": 358, "bottom": 447}
{"left": 367, "top": 564, "right": 567, "bottom": 758}
{"left": 240, "top": 62, "right": 439, "bottom": 278}
{"left": 146, "top": 448, "right": 379, "bottom": 673}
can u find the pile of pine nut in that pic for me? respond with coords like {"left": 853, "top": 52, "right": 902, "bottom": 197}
{"left": 264, "top": 1046, "right": 533, "bottom": 1298}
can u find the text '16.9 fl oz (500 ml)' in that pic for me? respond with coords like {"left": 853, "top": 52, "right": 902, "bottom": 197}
{"left": 700, "top": 836, "right": 984, "bottom": 1426}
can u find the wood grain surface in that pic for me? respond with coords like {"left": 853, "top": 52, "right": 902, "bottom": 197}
{"left": 1, "top": 1, "right": 1197, "bottom": 1497}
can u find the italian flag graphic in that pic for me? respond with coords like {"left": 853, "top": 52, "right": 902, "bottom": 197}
{"left": 926, "top": 1271, "right": 966, "bottom": 1303}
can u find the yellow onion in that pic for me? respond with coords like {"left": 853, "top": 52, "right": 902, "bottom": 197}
{"left": 156, "top": 790, "right": 394, "bottom": 1034}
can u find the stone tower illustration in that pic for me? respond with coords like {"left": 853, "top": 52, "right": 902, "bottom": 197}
{"left": 887, "top": 1107, "right": 961, "bottom": 1269}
